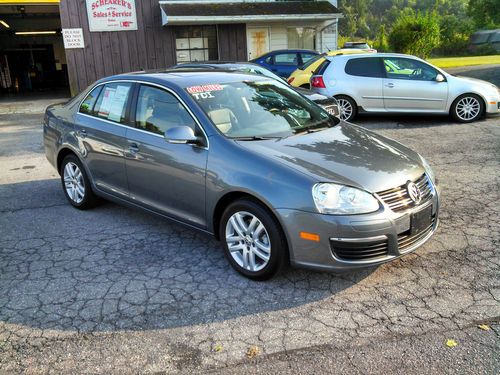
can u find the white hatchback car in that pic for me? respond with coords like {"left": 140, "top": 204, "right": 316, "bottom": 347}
{"left": 310, "top": 53, "right": 500, "bottom": 122}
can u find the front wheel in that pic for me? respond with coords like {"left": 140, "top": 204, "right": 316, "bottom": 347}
{"left": 219, "top": 199, "right": 288, "bottom": 280}
{"left": 451, "top": 94, "right": 484, "bottom": 123}
{"left": 334, "top": 95, "right": 357, "bottom": 122}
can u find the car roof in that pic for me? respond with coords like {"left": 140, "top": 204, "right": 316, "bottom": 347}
{"left": 99, "top": 69, "right": 272, "bottom": 90}
{"left": 326, "top": 52, "right": 424, "bottom": 61}
{"left": 258, "top": 49, "right": 318, "bottom": 56}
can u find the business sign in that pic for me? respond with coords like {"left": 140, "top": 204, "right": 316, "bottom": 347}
{"left": 86, "top": 0, "right": 138, "bottom": 32}
{"left": 62, "top": 28, "right": 85, "bottom": 49}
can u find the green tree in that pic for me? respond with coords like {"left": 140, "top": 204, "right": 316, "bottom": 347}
{"left": 468, "top": 0, "right": 500, "bottom": 29}
{"left": 373, "top": 25, "right": 389, "bottom": 52}
{"left": 389, "top": 11, "right": 441, "bottom": 58}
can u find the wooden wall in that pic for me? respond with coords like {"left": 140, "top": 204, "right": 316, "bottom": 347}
{"left": 60, "top": 0, "right": 248, "bottom": 94}
{"left": 218, "top": 24, "right": 248, "bottom": 61}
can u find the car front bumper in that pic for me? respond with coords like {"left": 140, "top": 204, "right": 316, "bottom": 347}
{"left": 277, "top": 185, "right": 440, "bottom": 272}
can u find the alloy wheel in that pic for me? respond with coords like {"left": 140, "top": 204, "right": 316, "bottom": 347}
{"left": 455, "top": 96, "right": 481, "bottom": 121}
{"left": 225, "top": 211, "right": 271, "bottom": 272}
{"left": 63, "top": 162, "right": 85, "bottom": 204}
{"left": 337, "top": 98, "right": 353, "bottom": 121}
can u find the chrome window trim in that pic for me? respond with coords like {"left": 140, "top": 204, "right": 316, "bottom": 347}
{"left": 76, "top": 79, "right": 210, "bottom": 150}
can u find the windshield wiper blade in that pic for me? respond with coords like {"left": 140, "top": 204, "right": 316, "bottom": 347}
{"left": 232, "top": 136, "right": 281, "bottom": 141}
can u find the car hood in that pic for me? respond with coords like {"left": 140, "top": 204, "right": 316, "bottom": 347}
{"left": 451, "top": 75, "right": 499, "bottom": 90}
{"left": 237, "top": 122, "right": 424, "bottom": 193}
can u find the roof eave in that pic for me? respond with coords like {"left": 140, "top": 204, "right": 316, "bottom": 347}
{"left": 162, "top": 14, "right": 342, "bottom": 26}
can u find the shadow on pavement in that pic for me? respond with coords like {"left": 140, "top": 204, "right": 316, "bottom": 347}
{"left": 0, "top": 178, "right": 375, "bottom": 333}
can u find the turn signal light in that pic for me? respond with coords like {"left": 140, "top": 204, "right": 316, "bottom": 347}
{"left": 300, "top": 232, "right": 320, "bottom": 242}
{"left": 288, "top": 77, "right": 295, "bottom": 84}
{"left": 311, "top": 76, "right": 326, "bottom": 89}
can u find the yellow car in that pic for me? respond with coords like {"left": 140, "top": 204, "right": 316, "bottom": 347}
{"left": 287, "top": 49, "right": 375, "bottom": 88}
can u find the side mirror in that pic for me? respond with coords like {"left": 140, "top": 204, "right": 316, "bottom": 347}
{"left": 435, "top": 74, "right": 446, "bottom": 83}
{"left": 165, "top": 126, "right": 199, "bottom": 145}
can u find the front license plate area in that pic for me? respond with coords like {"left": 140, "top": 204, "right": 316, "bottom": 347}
{"left": 411, "top": 205, "right": 432, "bottom": 235}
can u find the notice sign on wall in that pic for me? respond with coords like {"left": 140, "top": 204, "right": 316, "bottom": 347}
{"left": 86, "top": 0, "right": 138, "bottom": 32}
{"left": 62, "top": 28, "right": 85, "bottom": 49}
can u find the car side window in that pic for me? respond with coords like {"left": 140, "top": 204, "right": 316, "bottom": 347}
{"left": 383, "top": 57, "right": 439, "bottom": 81}
{"left": 135, "top": 85, "right": 196, "bottom": 136}
{"left": 92, "top": 82, "right": 133, "bottom": 124}
{"left": 300, "top": 53, "right": 317, "bottom": 65}
{"left": 264, "top": 56, "right": 273, "bottom": 64}
{"left": 345, "top": 57, "right": 384, "bottom": 78}
{"left": 274, "top": 53, "right": 299, "bottom": 66}
{"left": 79, "top": 85, "right": 102, "bottom": 115}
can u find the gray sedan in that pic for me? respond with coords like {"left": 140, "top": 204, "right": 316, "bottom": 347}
{"left": 44, "top": 71, "right": 440, "bottom": 280}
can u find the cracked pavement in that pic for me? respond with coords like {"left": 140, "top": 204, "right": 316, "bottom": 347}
{"left": 0, "top": 86, "right": 499, "bottom": 373}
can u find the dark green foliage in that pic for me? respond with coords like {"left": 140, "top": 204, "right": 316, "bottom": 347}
{"left": 388, "top": 11, "right": 441, "bottom": 58}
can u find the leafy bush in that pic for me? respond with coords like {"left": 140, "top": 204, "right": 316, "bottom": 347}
{"left": 389, "top": 11, "right": 441, "bottom": 58}
{"left": 373, "top": 25, "right": 389, "bottom": 52}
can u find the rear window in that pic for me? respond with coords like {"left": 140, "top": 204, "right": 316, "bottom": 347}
{"left": 313, "top": 59, "right": 331, "bottom": 75}
{"left": 345, "top": 57, "right": 384, "bottom": 78}
{"left": 300, "top": 54, "right": 325, "bottom": 70}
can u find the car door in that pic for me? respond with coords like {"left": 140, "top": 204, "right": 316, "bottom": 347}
{"left": 124, "top": 83, "right": 208, "bottom": 228}
{"left": 74, "top": 81, "right": 133, "bottom": 197}
{"left": 271, "top": 52, "right": 300, "bottom": 78}
{"left": 382, "top": 57, "right": 448, "bottom": 112}
{"left": 342, "top": 57, "right": 385, "bottom": 111}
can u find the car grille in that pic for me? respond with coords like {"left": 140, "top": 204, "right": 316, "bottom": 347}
{"left": 376, "top": 174, "right": 432, "bottom": 213}
{"left": 398, "top": 215, "right": 436, "bottom": 252}
{"left": 330, "top": 237, "right": 388, "bottom": 261}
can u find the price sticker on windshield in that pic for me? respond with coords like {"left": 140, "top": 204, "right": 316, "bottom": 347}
{"left": 187, "top": 84, "right": 224, "bottom": 100}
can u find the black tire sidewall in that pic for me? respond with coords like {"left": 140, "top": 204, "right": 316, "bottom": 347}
{"left": 60, "top": 155, "right": 96, "bottom": 209}
{"left": 219, "top": 199, "right": 287, "bottom": 280}
{"left": 451, "top": 94, "right": 484, "bottom": 123}
{"left": 335, "top": 95, "right": 357, "bottom": 122}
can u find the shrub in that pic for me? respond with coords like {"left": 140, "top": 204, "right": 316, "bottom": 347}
{"left": 389, "top": 12, "right": 441, "bottom": 58}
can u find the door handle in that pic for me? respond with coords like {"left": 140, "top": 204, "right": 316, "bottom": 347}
{"left": 129, "top": 142, "right": 139, "bottom": 154}
{"left": 78, "top": 129, "right": 87, "bottom": 138}
{"left": 385, "top": 83, "right": 395, "bottom": 88}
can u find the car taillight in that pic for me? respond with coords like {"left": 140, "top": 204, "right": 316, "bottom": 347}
{"left": 288, "top": 77, "right": 295, "bottom": 84}
{"left": 311, "top": 76, "right": 326, "bottom": 88}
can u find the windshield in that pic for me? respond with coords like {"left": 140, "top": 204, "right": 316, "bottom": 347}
{"left": 186, "top": 80, "right": 338, "bottom": 139}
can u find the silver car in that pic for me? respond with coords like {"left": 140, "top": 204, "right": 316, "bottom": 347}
{"left": 310, "top": 53, "right": 500, "bottom": 122}
{"left": 44, "top": 71, "right": 440, "bottom": 280}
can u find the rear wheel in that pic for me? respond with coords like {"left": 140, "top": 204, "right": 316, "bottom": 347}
{"left": 334, "top": 95, "right": 357, "bottom": 122}
{"left": 451, "top": 94, "right": 484, "bottom": 123}
{"left": 219, "top": 199, "right": 287, "bottom": 280}
{"left": 60, "top": 154, "right": 98, "bottom": 210}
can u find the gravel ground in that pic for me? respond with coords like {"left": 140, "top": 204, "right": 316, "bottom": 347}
{"left": 0, "top": 66, "right": 499, "bottom": 374}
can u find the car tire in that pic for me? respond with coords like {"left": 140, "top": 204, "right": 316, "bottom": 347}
{"left": 219, "top": 198, "right": 288, "bottom": 280}
{"left": 60, "top": 154, "right": 98, "bottom": 210}
{"left": 334, "top": 95, "right": 357, "bottom": 122}
{"left": 451, "top": 94, "right": 484, "bottom": 123}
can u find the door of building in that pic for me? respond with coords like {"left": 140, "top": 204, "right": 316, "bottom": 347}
{"left": 247, "top": 27, "right": 270, "bottom": 60}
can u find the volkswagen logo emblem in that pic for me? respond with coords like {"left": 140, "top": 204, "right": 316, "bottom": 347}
{"left": 407, "top": 181, "right": 422, "bottom": 204}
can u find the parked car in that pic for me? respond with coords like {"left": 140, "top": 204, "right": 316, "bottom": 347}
{"left": 288, "top": 49, "right": 375, "bottom": 89}
{"left": 250, "top": 49, "right": 319, "bottom": 78}
{"left": 44, "top": 70, "right": 440, "bottom": 280}
{"left": 469, "top": 29, "right": 500, "bottom": 52}
{"left": 343, "top": 41, "right": 376, "bottom": 52}
{"left": 171, "top": 61, "right": 340, "bottom": 117}
{"left": 310, "top": 53, "right": 500, "bottom": 122}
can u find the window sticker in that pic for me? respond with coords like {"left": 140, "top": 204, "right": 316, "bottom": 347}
{"left": 98, "top": 87, "right": 115, "bottom": 117}
{"left": 187, "top": 84, "right": 224, "bottom": 100}
{"left": 107, "top": 85, "right": 130, "bottom": 122}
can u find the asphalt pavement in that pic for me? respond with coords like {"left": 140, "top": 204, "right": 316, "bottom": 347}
{"left": 0, "top": 66, "right": 499, "bottom": 374}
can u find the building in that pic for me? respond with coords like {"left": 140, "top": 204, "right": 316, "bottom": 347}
{"left": 0, "top": 0, "right": 341, "bottom": 96}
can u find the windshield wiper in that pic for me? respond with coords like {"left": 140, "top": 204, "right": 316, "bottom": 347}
{"left": 232, "top": 136, "right": 282, "bottom": 141}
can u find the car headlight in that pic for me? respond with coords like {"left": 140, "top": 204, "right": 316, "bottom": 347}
{"left": 312, "top": 183, "right": 380, "bottom": 215}
{"left": 419, "top": 155, "right": 436, "bottom": 183}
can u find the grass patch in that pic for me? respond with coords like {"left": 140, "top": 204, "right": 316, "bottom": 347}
{"left": 428, "top": 55, "right": 500, "bottom": 68}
